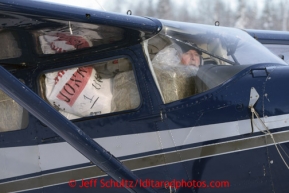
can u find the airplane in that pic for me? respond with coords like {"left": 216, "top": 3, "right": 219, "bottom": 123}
{"left": 0, "top": 0, "right": 289, "bottom": 193}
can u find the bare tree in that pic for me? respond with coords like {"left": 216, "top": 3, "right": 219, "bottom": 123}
{"left": 244, "top": 1, "right": 258, "bottom": 29}
{"left": 146, "top": 0, "right": 157, "bottom": 18}
{"left": 103, "top": 0, "right": 284, "bottom": 31}
{"left": 195, "top": 0, "right": 215, "bottom": 24}
{"left": 213, "top": 0, "right": 234, "bottom": 27}
{"left": 156, "top": 0, "right": 172, "bottom": 20}
{"left": 281, "top": 0, "right": 289, "bottom": 30}
{"left": 261, "top": 0, "right": 276, "bottom": 29}
{"left": 234, "top": 0, "right": 248, "bottom": 29}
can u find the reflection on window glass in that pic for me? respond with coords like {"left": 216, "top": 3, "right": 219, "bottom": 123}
{"left": 40, "top": 58, "right": 140, "bottom": 120}
{"left": 150, "top": 42, "right": 198, "bottom": 103}
{"left": 264, "top": 44, "right": 289, "bottom": 64}
{"left": 146, "top": 21, "right": 288, "bottom": 104}
{"left": 35, "top": 22, "right": 124, "bottom": 54}
{"left": 0, "top": 31, "right": 21, "bottom": 60}
{"left": 0, "top": 90, "right": 28, "bottom": 132}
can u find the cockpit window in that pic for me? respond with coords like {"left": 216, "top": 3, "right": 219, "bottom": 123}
{"left": 39, "top": 58, "right": 140, "bottom": 120}
{"left": 145, "top": 21, "right": 287, "bottom": 103}
{"left": 34, "top": 22, "right": 124, "bottom": 55}
{"left": 160, "top": 20, "right": 286, "bottom": 66}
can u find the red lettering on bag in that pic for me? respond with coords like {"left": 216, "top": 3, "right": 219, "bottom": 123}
{"left": 55, "top": 70, "right": 66, "bottom": 84}
{"left": 57, "top": 67, "right": 93, "bottom": 106}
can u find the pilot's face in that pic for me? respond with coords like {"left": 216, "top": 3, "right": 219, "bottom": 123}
{"left": 181, "top": 50, "right": 201, "bottom": 67}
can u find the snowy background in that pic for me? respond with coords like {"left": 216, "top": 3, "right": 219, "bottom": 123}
{"left": 39, "top": 0, "right": 289, "bottom": 30}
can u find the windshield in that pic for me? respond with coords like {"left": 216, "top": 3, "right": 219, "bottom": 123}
{"left": 160, "top": 20, "right": 286, "bottom": 66}
{"left": 145, "top": 20, "right": 286, "bottom": 104}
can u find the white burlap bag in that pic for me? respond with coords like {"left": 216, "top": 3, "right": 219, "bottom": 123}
{"left": 45, "top": 66, "right": 112, "bottom": 118}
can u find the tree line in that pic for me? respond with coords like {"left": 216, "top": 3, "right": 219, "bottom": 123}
{"left": 108, "top": 0, "right": 289, "bottom": 31}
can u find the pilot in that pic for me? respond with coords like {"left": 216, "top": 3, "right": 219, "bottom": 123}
{"left": 179, "top": 44, "right": 203, "bottom": 67}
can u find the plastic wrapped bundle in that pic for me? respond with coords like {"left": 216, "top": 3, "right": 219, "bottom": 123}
{"left": 111, "top": 71, "right": 140, "bottom": 112}
{"left": 152, "top": 44, "right": 198, "bottom": 103}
